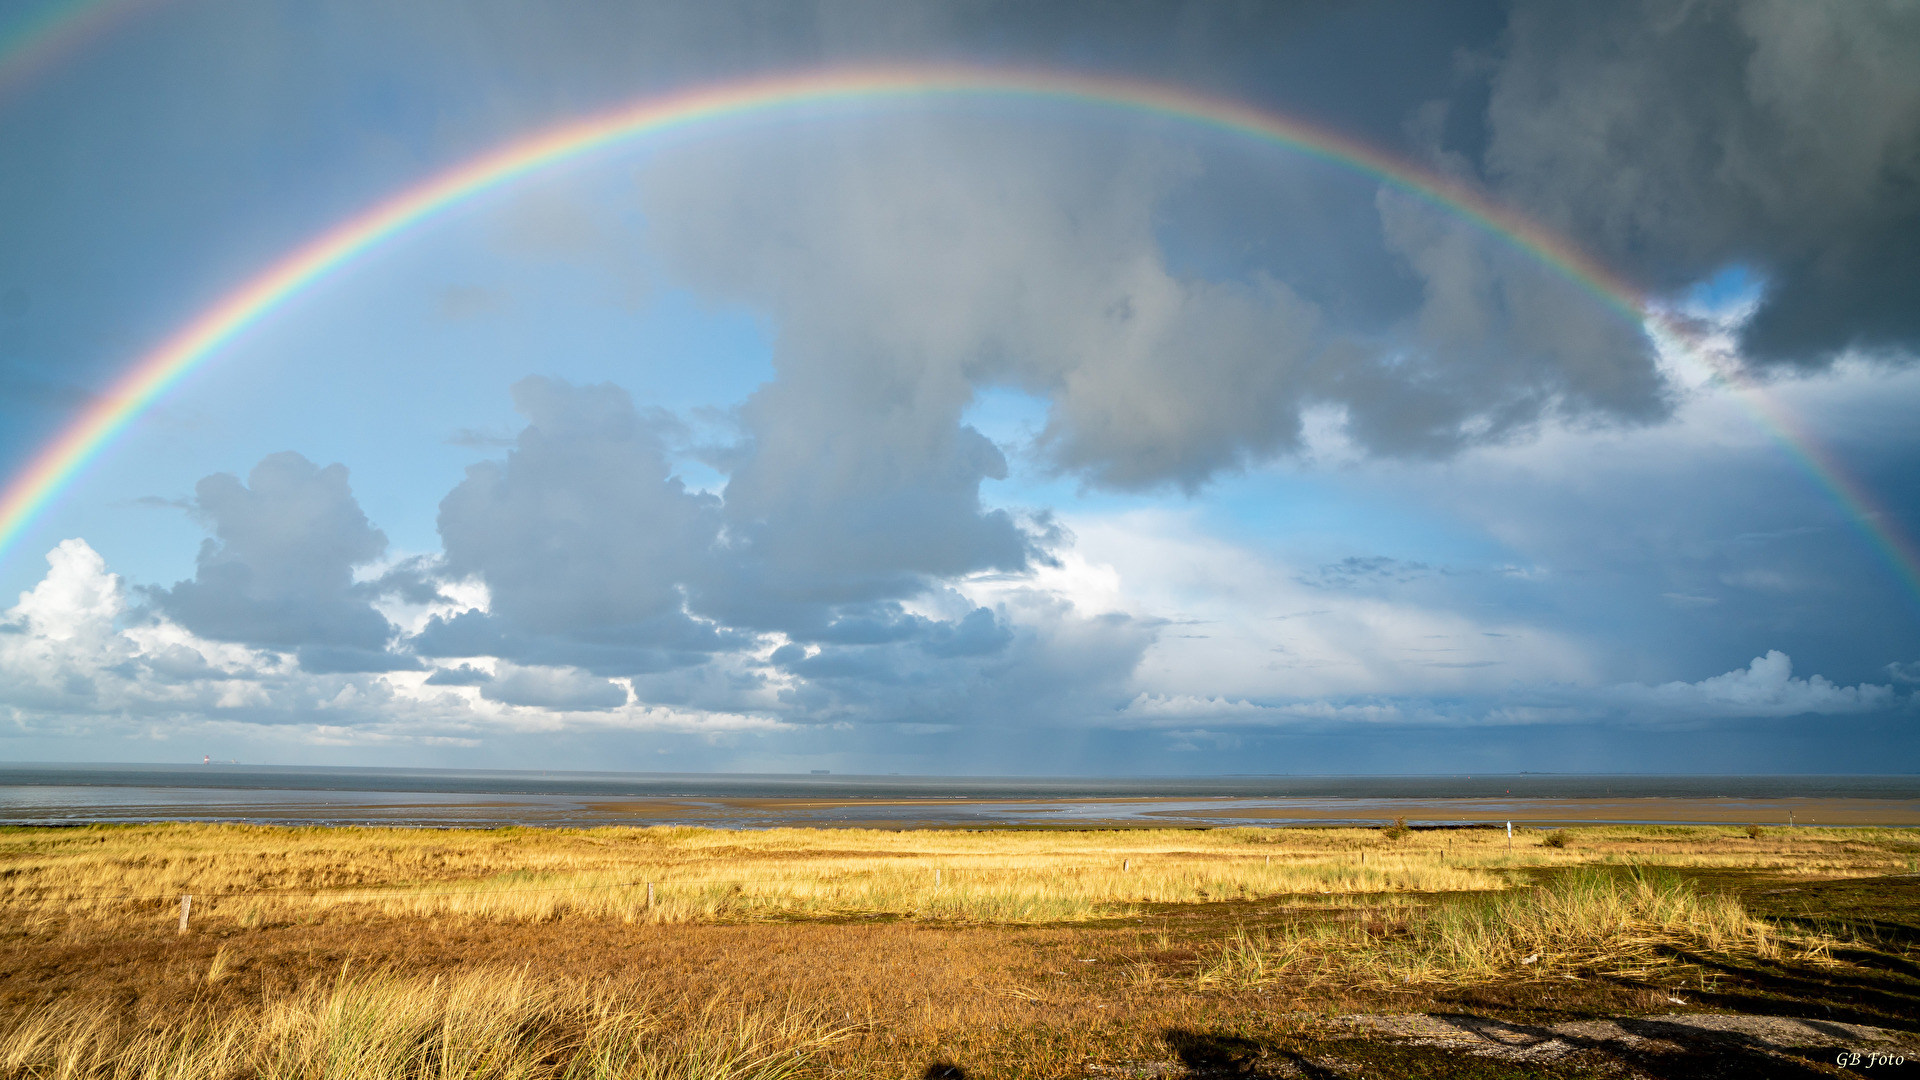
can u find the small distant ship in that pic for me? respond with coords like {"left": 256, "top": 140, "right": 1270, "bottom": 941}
{"left": 201, "top": 755, "right": 240, "bottom": 765}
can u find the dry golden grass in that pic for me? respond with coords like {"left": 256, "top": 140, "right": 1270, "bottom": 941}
{"left": 0, "top": 823, "right": 1512, "bottom": 929}
{"left": 2, "top": 824, "right": 1915, "bottom": 1079}
{"left": 1, "top": 822, "right": 1910, "bottom": 932}
{"left": 0, "top": 966, "right": 842, "bottom": 1080}
{"left": 1187, "top": 868, "right": 1822, "bottom": 991}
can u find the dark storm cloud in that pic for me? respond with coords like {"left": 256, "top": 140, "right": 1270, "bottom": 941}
{"left": 635, "top": 121, "right": 1331, "bottom": 493}
{"left": 410, "top": 609, "right": 734, "bottom": 677}
{"left": 437, "top": 377, "right": 721, "bottom": 637}
{"left": 634, "top": 109, "right": 1671, "bottom": 493}
{"left": 14, "top": 0, "right": 1916, "bottom": 761}
{"left": 1, "top": 0, "right": 1729, "bottom": 506}
{"left": 1481, "top": 0, "right": 1920, "bottom": 366}
{"left": 154, "top": 452, "right": 403, "bottom": 657}
{"left": 25, "top": 0, "right": 1902, "bottom": 516}
{"left": 425, "top": 377, "right": 1038, "bottom": 689}
{"left": 710, "top": 371, "right": 1033, "bottom": 613}
{"left": 921, "top": 606, "right": 1013, "bottom": 658}
{"left": 1341, "top": 190, "right": 1669, "bottom": 455}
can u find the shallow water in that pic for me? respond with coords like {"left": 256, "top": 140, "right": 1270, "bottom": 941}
{"left": 1, "top": 763, "right": 1915, "bottom": 828}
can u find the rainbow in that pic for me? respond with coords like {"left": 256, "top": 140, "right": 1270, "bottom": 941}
{"left": 3, "top": 64, "right": 1917, "bottom": 602}
{"left": 0, "top": 0, "right": 161, "bottom": 103}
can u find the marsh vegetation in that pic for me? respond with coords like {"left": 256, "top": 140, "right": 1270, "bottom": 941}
{"left": 2, "top": 822, "right": 1915, "bottom": 1078}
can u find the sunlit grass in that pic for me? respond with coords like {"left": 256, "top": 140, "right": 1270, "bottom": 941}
{"left": 1188, "top": 869, "right": 1837, "bottom": 989}
{"left": 0, "top": 968, "right": 842, "bottom": 1080}
{"left": 0, "top": 822, "right": 1910, "bottom": 929}
{"left": 1, "top": 824, "right": 1912, "bottom": 1080}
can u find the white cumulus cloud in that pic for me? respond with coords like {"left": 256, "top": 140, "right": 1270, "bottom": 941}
{"left": 1602, "top": 650, "right": 1895, "bottom": 720}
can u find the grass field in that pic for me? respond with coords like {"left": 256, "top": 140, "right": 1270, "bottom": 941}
{"left": 1, "top": 822, "right": 1915, "bottom": 1078}
{"left": 2, "top": 820, "right": 1908, "bottom": 927}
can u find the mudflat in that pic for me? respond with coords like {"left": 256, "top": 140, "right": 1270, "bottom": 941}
{"left": 9, "top": 791, "right": 1917, "bottom": 829}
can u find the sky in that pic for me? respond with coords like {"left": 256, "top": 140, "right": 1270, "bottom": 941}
{"left": 0, "top": 0, "right": 1917, "bottom": 775}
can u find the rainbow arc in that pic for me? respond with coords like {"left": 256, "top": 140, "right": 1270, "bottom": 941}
{"left": 1, "top": 65, "right": 1915, "bottom": 605}
{"left": 0, "top": 0, "right": 159, "bottom": 102}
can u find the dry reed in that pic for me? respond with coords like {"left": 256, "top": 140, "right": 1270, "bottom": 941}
{"left": 1, "top": 823, "right": 1910, "bottom": 931}
{"left": 0, "top": 967, "right": 842, "bottom": 1080}
{"left": 0, "top": 824, "right": 1507, "bottom": 928}
{"left": 1190, "top": 869, "right": 1815, "bottom": 989}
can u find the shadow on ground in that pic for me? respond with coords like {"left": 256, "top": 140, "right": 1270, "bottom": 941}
{"left": 1158, "top": 1022, "right": 1875, "bottom": 1078}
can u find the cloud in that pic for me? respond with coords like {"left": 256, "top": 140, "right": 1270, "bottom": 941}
{"left": 1117, "top": 650, "right": 1899, "bottom": 732}
{"left": 633, "top": 113, "right": 1671, "bottom": 498}
{"left": 431, "top": 375, "right": 1042, "bottom": 677}
{"left": 424, "top": 663, "right": 492, "bottom": 686}
{"left": 479, "top": 663, "right": 630, "bottom": 711}
{"left": 434, "top": 377, "right": 732, "bottom": 663}
{"left": 1300, "top": 556, "right": 1437, "bottom": 589}
{"left": 12, "top": 2, "right": 1918, "bottom": 767}
{"left": 1027, "top": 509, "right": 1594, "bottom": 702}
{"left": 2, "top": 530, "right": 1903, "bottom": 766}
{"left": 0, "top": 375, "right": 1153, "bottom": 739}
{"left": 0, "top": 539, "right": 137, "bottom": 712}
{"left": 754, "top": 590, "right": 1150, "bottom": 729}
{"left": 1122, "top": 693, "right": 1410, "bottom": 727}
{"left": 1481, "top": 0, "right": 1920, "bottom": 366}
{"left": 152, "top": 452, "right": 403, "bottom": 660}
{"left": 1350, "top": 188, "right": 1668, "bottom": 455}
{"left": 1599, "top": 650, "right": 1896, "bottom": 721}
{"left": 0, "top": 540, "right": 780, "bottom": 744}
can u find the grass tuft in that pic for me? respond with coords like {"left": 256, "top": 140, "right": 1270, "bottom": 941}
{"left": 0, "top": 968, "right": 842, "bottom": 1080}
{"left": 1189, "top": 868, "right": 1818, "bottom": 989}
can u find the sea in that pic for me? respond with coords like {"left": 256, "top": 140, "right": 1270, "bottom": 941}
{"left": 2, "top": 763, "right": 1916, "bottom": 829}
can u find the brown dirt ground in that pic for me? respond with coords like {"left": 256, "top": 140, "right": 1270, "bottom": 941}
{"left": 4, "top": 870, "right": 1917, "bottom": 1078}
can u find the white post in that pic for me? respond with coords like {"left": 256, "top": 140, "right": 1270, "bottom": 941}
{"left": 1123, "top": 859, "right": 1129, "bottom": 872}
{"left": 178, "top": 894, "right": 191, "bottom": 934}
{"left": 646, "top": 882, "right": 654, "bottom": 909}
{"left": 935, "top": 868, "right": 941, "bottom": 887}
{"left": 1506, "top": 821, "right": 1513, "bottom": 853}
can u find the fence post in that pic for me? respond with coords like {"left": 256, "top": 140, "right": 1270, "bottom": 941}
{"left": 178, "top": 894, "right": 191, "bottom": 934}
{"left": 934, "top": 868, "right": 941, "bottom": 887}
{"left": 646, "top": 882, "right": 654, "bottom": 909}
{"left": 1123, "top": 859, "right": 1129, "bottom": 872}
{"left": 1506, "top": 821, "right": 1513, "bottom": 853}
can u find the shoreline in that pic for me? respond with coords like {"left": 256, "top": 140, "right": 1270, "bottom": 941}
{"left": 4, "top": 792, "right": 1918, "bottom": 829}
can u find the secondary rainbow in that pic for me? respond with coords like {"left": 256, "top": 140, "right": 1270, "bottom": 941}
{"left": 0, "top": 0, "right": 160, "bottom": 103}
{"left": 4, "top": 64, "right": 1917, "bottom": 602}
